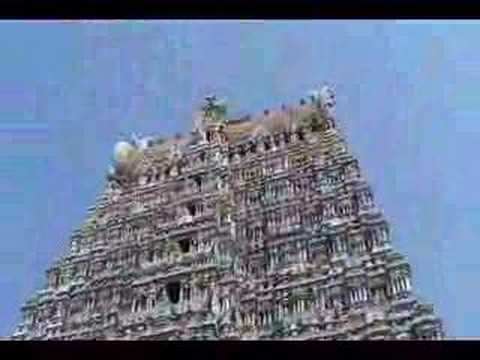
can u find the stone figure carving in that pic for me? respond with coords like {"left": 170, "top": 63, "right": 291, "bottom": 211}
{"left": 201, "top": 94, "right": 227, "bottom": 123}
{"left": 309, "top": 84, "right": 336, "bottom": 118}
{"left": 113, "top": 141, "right": 136, "bottom": 164}
{"left": 319, "top": 85, "right": 336, "bottom": 117}
{"left": 131, "top": 133, "right": 155, "bottom": 151}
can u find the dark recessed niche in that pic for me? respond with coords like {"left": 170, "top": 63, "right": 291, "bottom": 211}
{"left": 178, "top": 239, "right": 190, "bottom": 253}
{"left": 148, "top": 250, "right": 155, "bottom": 262}
{"left": 297, "top": 130, "right": 305, "bottom": 141}
{"left": 194, "top": 176, "right": 202, "bottom": 191}
{"left": 187, "top": 203, "right": 196, "bottom": 217}
{"left": 274, "top": 136, "right": 280, "bottom": 148}
{"left": 239, "top": 146, "right": 246, "bottom": 157}
{"left": 166, "top": 281, "right": 180, "bottom": 304}
{"left": 133, "top": 295, "right": 147, "bottom": 312}
{"left": 310, "top": 116, "right": 321, "bottom": 132}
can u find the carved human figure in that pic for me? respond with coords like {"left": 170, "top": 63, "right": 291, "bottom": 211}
{"left": 201, "top": 94, "right": 227, "bottom": 124}
{"left": 318, "top": 85, "right": 336, "bottom": 117}
{"left": 210, "top": 287, "right": 221, "bottom": 315}
{"left": 131, "top": 133, "right": 154, "bottom": 150}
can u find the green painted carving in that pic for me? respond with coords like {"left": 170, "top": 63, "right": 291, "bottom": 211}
{"left": 271, "top": 319, "right": 286, "bottom": 338}
{"left": 202, "top": 95, "right": 228, "bottom": 123}
{"left": 166, "top": 239, "right": 181, "bottom": 258}
{"left": 300, "top": 113, "right": 322, "bottom": 133}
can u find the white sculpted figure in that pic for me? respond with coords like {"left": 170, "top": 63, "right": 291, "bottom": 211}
{"left": 173, "top": 143, "right": 181, "bottom": 157}
{"left": 319, "top": 84, "right": 336, "bottom": 117}
{"left": 211, "top": 288, "right": 221, "bottom": 315}
{"left": 113, "top": 141, "right": 135, "bottom": 164}
{"left": 309, "top": 84, "right": 336, "bottom": 117}
{"left": 131, "top": 133, "right": 155, "bottom": 150}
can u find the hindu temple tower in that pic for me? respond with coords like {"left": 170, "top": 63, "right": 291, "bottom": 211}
{"left": 12, "top": 86, "right": 444, "bottom": 340}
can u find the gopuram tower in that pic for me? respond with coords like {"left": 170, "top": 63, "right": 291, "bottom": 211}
{"left": 12, "top": 86, "right": 444, "bottom": 340}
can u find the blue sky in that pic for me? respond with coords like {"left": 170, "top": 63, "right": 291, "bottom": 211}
{"left": 0, "top": 20, "right": 478, "bottom": 337}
